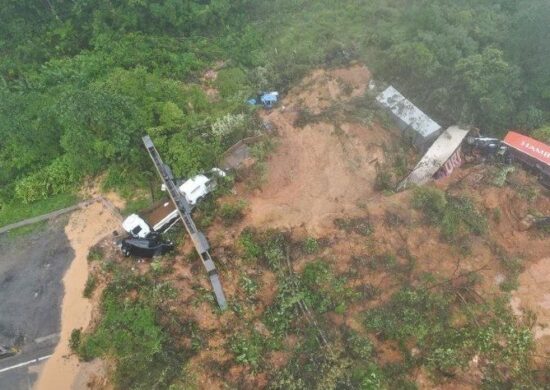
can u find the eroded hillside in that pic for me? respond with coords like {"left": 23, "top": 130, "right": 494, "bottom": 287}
{"left": 76, "top": 64, "right": 550, "bottom": 389}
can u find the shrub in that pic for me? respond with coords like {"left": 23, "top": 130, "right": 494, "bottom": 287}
{"left": 83, "top": 274, "right": 97, "bottom": 298}
{"left": 239, "top": 229, "right": 288, "bottom": 270}
{"left": 239, "top": 275, "right": 259, "bottom": 298}
{"left": 215, "top": 67, "right": 248, "bottom": 98}
{"left": 532, "top": 125, "right": 550, "bottom": 144}
{"left": 345, "top": 331, "right": 374, "bottom": 360}
{"left": 87, "top": 246, "right": 104, "bottom": 262}
{"left": 412, "top": 187, "right": 486, "bottom": 242}
{"left": 211, "top": 113, "right": 246, "bottom": 139}
{"left": 219, "top": 200, "right": 247, "bottom": 225}
{"left": 302, "top": 237, "right": 319, "bottom": 254}
{"left": 365, "top": 288, "right": 451, "bottom": 345}
{"left": 239, "top": 229, "right": 262, "bottom": 260}
{"left": 293, "top": 108, "right": 317, "bottom": 128}
{"left": 412, "top": 187, "right": 447, "bottom": 222}
{"left": 374, "top": 166, "right": 394, "bottom": 192}
{"left": 301, "top": 260, "right": 358, "bottom": 314}
{"left": 250, "top": 138, "right": 276, "bottom": 162}
{"left": 440, "top": 196, "right": 487, "bottom": 240}
{"left": 229, "top": 331, "right": 266, "bottom": 369}
{"left": 69, "top": 328, "right": 82, "bottom": 352}
{"left": 15, "top": 157, "right": 79, "bottom": 203}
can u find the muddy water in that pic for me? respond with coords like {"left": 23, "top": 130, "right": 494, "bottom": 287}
{"left": 35, "top": 200, "right": 121, "bottom": 389}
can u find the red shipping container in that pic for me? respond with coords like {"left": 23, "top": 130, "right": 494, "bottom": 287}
{"left": 503, "top": 131, "right": 550, "bottom": 167}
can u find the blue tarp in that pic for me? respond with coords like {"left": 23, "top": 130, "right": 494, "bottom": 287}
{"left": 247, "top": 91, "right": 279, "bottom": 108}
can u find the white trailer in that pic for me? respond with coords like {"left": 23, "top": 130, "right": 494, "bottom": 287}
{"left": 123, "top": 168, "right": 226, "bottom": 238}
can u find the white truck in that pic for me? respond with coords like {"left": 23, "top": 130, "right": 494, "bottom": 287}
{"left": 122, "top": 168, "right": 226, "bottom": 238}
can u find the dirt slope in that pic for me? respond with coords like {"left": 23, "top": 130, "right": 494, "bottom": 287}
{"left": 242, "top": 64, "right": 396, "bottom": 234}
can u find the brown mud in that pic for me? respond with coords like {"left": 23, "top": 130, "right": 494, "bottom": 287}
{"left": 35, "top": 197, "right": 122, "bottom": 390}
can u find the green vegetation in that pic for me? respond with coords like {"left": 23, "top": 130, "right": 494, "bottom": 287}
{"left": 4, "top": 221, "right": 48, "bottom": 238}
{"left": 83, "top": 274, "right": 97, "bottom": 298}
{"left": 87, "top": 246, "right": 104, "bottom": 262}
{"left": 365, "top": 288, "right": 538, "bottom": 386}
{"left": 75, "top": 265, "right": 192, "bottom": 389}
{"left": 219, "top": 200, "right": 247, "bottom": 225}
{"left": 302, "top": 237, "right": 320, "bottom": 255}
{"left": 4, "top": 0, "right": 550, "bottom": 214}
{"left": 229, "top": 330, "right": 266, "bottom": 370}
{"left": 412, "top": 186, "right": 487, "bottom": 242}
{"left": 532, "top": 126, "right": 550, "bottom": 144}
{"left": 0, "top": 193, "right": 77, "bottom": 228}
{"left": 4, "top": 1, "right": 550, "bottom": 388}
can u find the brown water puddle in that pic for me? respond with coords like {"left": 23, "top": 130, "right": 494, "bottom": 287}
{"left": 35, "top": 199, "right": 121, "bottom": 389}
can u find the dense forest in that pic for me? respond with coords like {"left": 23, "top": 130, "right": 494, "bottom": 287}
{"left": 1, "top": 0, "right": 550, "bottom": 209}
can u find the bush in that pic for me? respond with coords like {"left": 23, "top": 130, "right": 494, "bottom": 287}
{"left": 69, "top": 328, "right": 82, "bottom": 352}
{"left": 412, "top": 187, "right": 447, "bottom": 222}
{"left": 302, "top": 237, "right": 319, "bottom": 254}
{"left": 83, "top": 274, "right": 97, "bottom": 298}
{"left": 239, "top": 275, "right": 259, "bottom": 298}
{"left": 440, "top": 196, "right": 487, "bottom": 240}
{"left": 532, "top": 125, "right": 550, "bottom": 144}
{"left": 219, "top": 200, "right": 247, "bottom": 225}
{"left": 239, "top": 229, "right": 262, "bottom": 260}
{"left": 229, "top": 331, "right": 266, "bottom": 369}
{"left": 87, "top": 247, "right": 104, "bottom": 262}
{"left": 412, "top": 187, "right": 486, "bottom": 242}
{"left": 374, "top": 166, "right": 394, "bottom": 192}
{"left": 15, "top": 157, "right": 79, "bottom": 203}
{"left": 293, "top": 108, "right": 317, "bottom": 128}
{"left": 215, "top": 67, "right": 248, "bottom": 98}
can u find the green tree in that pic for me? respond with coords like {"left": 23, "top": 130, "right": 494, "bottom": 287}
{"left": 453, "top": 47, "right": 521, "bottom": 134}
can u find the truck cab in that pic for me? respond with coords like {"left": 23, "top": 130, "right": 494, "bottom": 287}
{"left": 167, "top": 168, "right": 226, "bottom": 206}
{"left": 122, "top": 213, "right": 152, "bottom": 238}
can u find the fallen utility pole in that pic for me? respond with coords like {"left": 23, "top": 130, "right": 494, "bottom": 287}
{"left": 142, "top": 136, "right": 227, "bottom": 309}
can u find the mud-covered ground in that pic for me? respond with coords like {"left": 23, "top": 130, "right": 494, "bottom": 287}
{"left": 0, "top": 217, "right": 73, "bottom": 389}
{"left": 80, "top": 64, "right": 550, "bottom": 389}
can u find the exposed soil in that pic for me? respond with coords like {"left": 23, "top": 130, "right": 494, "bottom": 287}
{"left": 184, "top": 65, "right": 550, "bottom": 388}
{"left": 512, "top": 256, "right": 550, "bottom": 360}
{"left": 62, "top": 64, "right": 550, "bottom": 389}
{"left": 240, "top": 64, "right": 395, "bottom": 234}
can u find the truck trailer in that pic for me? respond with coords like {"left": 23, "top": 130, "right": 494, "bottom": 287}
{"left": 503, "top": 131, "right": 550, "bottom": 187}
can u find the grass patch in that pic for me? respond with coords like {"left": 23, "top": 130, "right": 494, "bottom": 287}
{"left": 122, "top": 196, "right": 152, "bottom": 217}
{"left": 0, "top": 193, "right": 78, "bottom": 228}
{"left": 498, "top": 256, "right": 524, "bottom": 292}
{"left": 4, "top": 220, "right": 48, "bottom": 238}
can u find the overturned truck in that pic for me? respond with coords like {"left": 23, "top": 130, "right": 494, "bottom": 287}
{"left": 503, "top": 131, "right": 550, "bottom": 188}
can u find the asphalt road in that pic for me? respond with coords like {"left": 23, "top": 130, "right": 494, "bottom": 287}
{"left": 0, "top": 216, "right": 73, "bottom": 390}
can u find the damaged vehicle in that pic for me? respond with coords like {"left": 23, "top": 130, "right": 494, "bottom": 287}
{"left": 118, "top": 235, "right": 174, "bottom": 258}
{"left": 0, "top": 345, "right": 17, "bottom": 360}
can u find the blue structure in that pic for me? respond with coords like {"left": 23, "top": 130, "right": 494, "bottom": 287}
{"left": 247, "top": 91, "right": 279, "bottom": 108}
